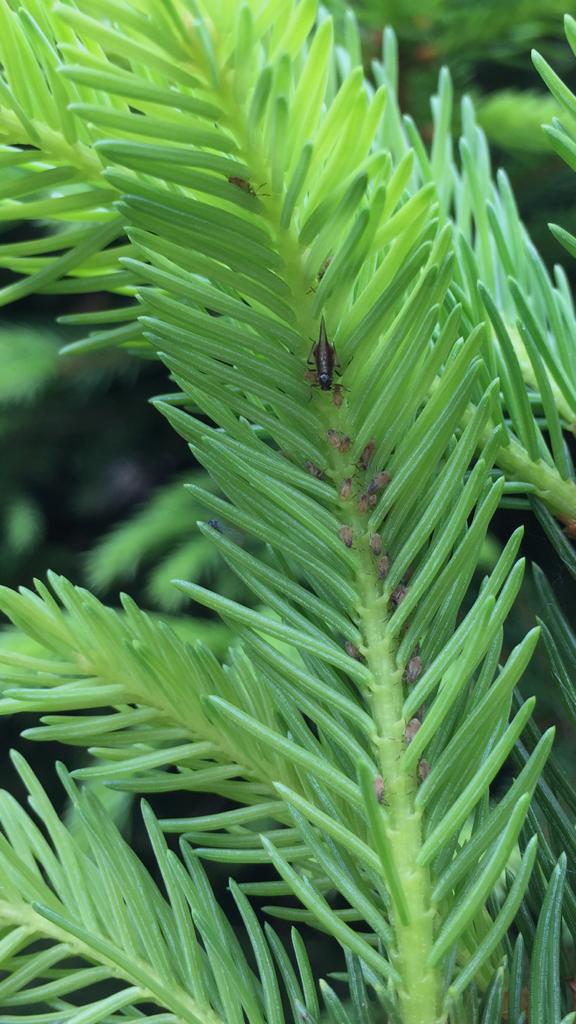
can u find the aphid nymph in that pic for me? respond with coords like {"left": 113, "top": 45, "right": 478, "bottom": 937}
{"left": 358, "top": 439, "right": 376, "bottom": 471}
{"left": 344, "top": 640, "right": 362, "bottom": 661}
{"left": 377, "top": 555, "right": 390, "bottom": 579}
{"left": 339, "top": 525, "right": 353, "bottom": 548}
{"left": 405, "top": 653, "right": 423, "bottom": 684}
{"left": 304, "top": 460, "right": 324, "bottom": 479}
{"left": 404, "top": 718, "right": 421, "bottom": 745}
{"left": 369, "top": 533, "right": 382, "bottom": 556}
{"left": 340, "top": 477, "right": 353, "bottom": 500}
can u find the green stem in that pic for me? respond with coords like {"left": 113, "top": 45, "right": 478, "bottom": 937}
{"left": 318, "top": 394, "right": 441, "bottom": 1024}
{"left": 495, "top": 436, "right": 576, "bottom": 526}
{"left": 437, "top": 384, "right": 576, "bottom": 526}
{"left": 513, "top": 334, "right": 576, "bottom": 424}
{"left": 361, "top": 581, "right": 439, "bottom": 1023}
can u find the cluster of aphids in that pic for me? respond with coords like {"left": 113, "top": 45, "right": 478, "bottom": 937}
{"left": 334, "top": 435, "right": 393, "bottom": 577}
{"left": 308, "top": 334, "right": 426, "bottom": 765}
{"left": 299, "top": 317, "right": 428, "bottom": 784}
{"left": 404, "top": 643, "right": 426, "bottom": 777}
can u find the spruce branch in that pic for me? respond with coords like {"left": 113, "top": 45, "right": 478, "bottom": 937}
{"left": 0, "top": 573, "right": 300, "bottom": 803}
{"left": 0, "top": 2, "right": 572, "bottom": 1021}
{"left": 0, "top": 2, "right": 574, "bottom": 524}
{"left": 0, "top": 752, "right": 331, "bottom": 1024}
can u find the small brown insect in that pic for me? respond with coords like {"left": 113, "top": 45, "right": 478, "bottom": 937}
{"left": 367, "top": 471, "right": 391, "bottom": 496}
{"left": 368, "top": 493, "right": 377, "bottom": 508}
{"left": 391, "top": 584, "right": 408, "bottom": 607}
{"left": 418, "top": 759, "right": 431, "bottom": 783}
{"left": 358, "top": 439, "right": 375, "bottom": 471}
{"left": 339, "top": 477, "right": 353, "bottom": 501}
{"left": 369, "top": 534, "right": 382, "bottom": 556}
{"left": 327, "top": 429, "right": 341, "bottom": 448}
{"left": 502, "top": 988, "right": 531, "bottom": 1023}
{"left": 318, "top": 256, "right": 332, "bottom": 281}
{"left": 228, "top": 175, "right": 268, "bottom": 196}
{"left": 405, "top": 654, "right": 423, "bottom": 684}
{"left": 404, "top": 718, "right": 421, "bottom": 745}
{"left": 374, "top": 775, "right": 385, "bottom": 803}
{"left": 357, "top": 493, "right": 368, "bottom": 514}
{"left": 338, "top": 435, "right": 351, "bottom": 454}
{"left": 304, "top": 460, "right": 324, "bottom": 479}
{"left": 564, "top": 519, "right": 576, "bottom": 539}
{"left": 339, "top": 525, "right": 353, "bottom": 548}
{"left": 332, "top": 384, "right": 345, "bottom": 408}
{"left": 377, "top": 555, "right": 390, "bottom": 580}
{"left": 344, "top": 640, "right": 362, "bottom": 661}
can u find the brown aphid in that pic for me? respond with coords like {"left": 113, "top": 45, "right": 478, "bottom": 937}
{"left": 368, "top": 493, "right": 377, "bottom": 508}
{"left": 367, "top": 471, "right": 391, "bottom": 496}
{"left": 418, "top": 759, "right": 431, "bottom": 783}
{"left": 339, "top": 477, "right": 353, "bottom": 501}
{"left": 228, "top": 175, "right": 256, "bottom": 194}
{"left": 344, "top": 640, "right": 362, "bottom": 661}
{"left": 405, "top": 654, "right": 423, "bottom": 684}
{"left": 358, "top": 439, "right": 375, "bottom": 471}
{"left": 391, "top": 584, "right": 408, "bottom": 607}
{"left": 502, "top": 988, "right": 531, "bottom": 1023}
{"left": 339, "top": 525, "right": 353, "bottom": 548}
{"left": 369, "top": 533, "right": 382, "bottom": 556}
{"left": 304, "top": 460, "right": 324, "bottom": 479}
{"left": 228, "top": 175, "right": 268, "bottom": 196}
{"left": 377, "top": 555, "right": 390, "bottom": 579}
{"left": 327, "top": 428, "right": 341, "bottom": 448}
{"left": 332, "top": 383, "right": 345, "bottom": 408}
{"left": 338, "top": 435, "right": 351, "bottom": 454}
{"left": 374, "top": 775, "right": 385, "bottom": 803}
{"left": 318, "top": 256, "right": 332, "bottom": 281}
{"left": 404, "top": 718, "right": 421, "bottom": 745}
{"left": 357, "top": 492, "right": 368, "bottom": 514}
{"left": 564, "top": 519, "right": 576, "bottom": 539}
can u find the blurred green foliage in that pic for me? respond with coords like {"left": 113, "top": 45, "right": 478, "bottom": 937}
{"left": 327, "top": 0, "right": 576, "bottom": 260}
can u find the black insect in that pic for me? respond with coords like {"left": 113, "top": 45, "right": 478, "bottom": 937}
{"left": 308, "top": 316, "right": 339, "bottom": 391}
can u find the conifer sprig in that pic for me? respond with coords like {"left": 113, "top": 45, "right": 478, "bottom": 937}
{"left": 0, "top": 2, "right": 572, "bottom": 1021}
